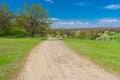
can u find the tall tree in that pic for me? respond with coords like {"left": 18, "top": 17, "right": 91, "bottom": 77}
{"left": 16, "top": 3, "right": 50, "bottom": 37}
{"left": 0, "top": 3, "right": 14, "bottom": 32}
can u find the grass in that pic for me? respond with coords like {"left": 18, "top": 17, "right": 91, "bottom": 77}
{"left": 63, "top": 39, "right": 120, "bottom": 74}
{"left": 0, "top": 38, "right": 43, "bottom": 80}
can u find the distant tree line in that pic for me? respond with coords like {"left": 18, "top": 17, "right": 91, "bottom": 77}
{"left": 0, "top": 3, "right": 50, "bottom": 38}
{"left": 49, "top": 28, "right": 120, "bottom": 40}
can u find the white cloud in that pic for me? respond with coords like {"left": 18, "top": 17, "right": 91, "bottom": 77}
{"left": 45, "top": 0, "right": 54, "bottom": 4}
{"left": 74, "top": 2, "right": 85, "bottom": 6}
{"left": 100, "top": 18, "right": 118, "bottom": 23}
{"left": 95, "top": 18, "right": 120, "bottom": 28}
{"left": 73, "top": 2, "right": 90, "bottom": 7}
{"left": 104, "top": 4, "right": 120, "bottom": 10}
{"left": 51, "top": 20, "right": 92, "bottom": 29}
{"left": 51, "top": 19, "right": 120, "bottom": 29}
{"left": 51, "top": 18, "right": 59, "bottom": 21}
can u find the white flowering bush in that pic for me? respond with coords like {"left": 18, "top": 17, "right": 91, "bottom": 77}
{"left": 96, "top": 31, "right": 120, "bottom": 41}
{"left": 97, "top": 31, "right": 110, "bottom": 41}
{"left": 74, "top": 31, "right": 80, "bottom": 38}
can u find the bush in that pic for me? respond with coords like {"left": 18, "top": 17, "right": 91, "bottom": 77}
{"left": 99, "top": 33, "right": 110, "bottom": 41}
{"left": 63, "top": 34, "right": 68, "bottom": 39}
{"left": 0, "top": 30, "right": 6, "bottom": 36}
{"left": 97, "top": 31, "right": 111, "bottom": 41}
{"left": 0, "top": 28, "right": 28, "bottom": 38}
{"left": 49, "top": 28, "right": 120, "bottom": 40}
{"left": 9, "top": 28, "right": 28, "bottom": 37}
{"left": 74, "top": 31, "right": 80, "bottom": 38}
{"left": 55, "top": 35, "right": 63, "bottom": 39}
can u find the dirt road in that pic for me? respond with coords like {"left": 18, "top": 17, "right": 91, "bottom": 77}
{"left": 17, "top": 39, "right": 119, "bottom": 80}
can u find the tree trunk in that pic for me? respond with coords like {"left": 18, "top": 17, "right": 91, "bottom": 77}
{"left": 31, "top": 32, "right": 35, "bottom": 38}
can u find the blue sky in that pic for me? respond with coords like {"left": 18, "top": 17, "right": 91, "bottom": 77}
{"left": 1, "top": 0, "right": 120, "bottom": 28}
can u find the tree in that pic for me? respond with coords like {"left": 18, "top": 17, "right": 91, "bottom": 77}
{"left": 15, "top": 3, "right": 50, "bottom": 38}
{"left": 0, "top": 3, "right": 14, "bottom": 33}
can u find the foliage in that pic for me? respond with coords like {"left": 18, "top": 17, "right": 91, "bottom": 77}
{"left": 55, "top": 35, "right": 63, "bottom": 39}
{"left": 74, "top": 31, "right": 80, "bottom": 38}
{"left": 50, "top": 28, "right": 120, "bottom": 40}
{"left": 15, "top": 3, "right": 50, "bottom": 38}
{"left": 97, "top": 31, "right": 110, "bottom": 41}
{"left": 0, "top": 3, "right": 14, "bottom": 35}
{"left": 0, "top": 3, "right": 50, "bottom": 38}
{"left": 96, "top": 31, "right": 120, "bottom": 41}
{"left": 9, "top": 28, "right": 28, "bottom": 37}
{"left": 63, "top": 34, "right": 68, "bottom": 39}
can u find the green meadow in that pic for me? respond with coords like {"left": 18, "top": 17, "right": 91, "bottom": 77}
{"left": 0, "top": 38, "right": 42, "bottom": 80}
{"left": 63, "top": 39, "right": 120, "bottom": 74}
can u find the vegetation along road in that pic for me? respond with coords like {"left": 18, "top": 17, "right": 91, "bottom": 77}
{"left": 17, "top": 38, "right": 119, "bottom": 80}
{"left": 0, "top": 38, "right": 42, "bottom": 80}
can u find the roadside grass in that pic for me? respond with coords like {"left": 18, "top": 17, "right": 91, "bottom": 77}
{"left": 0, "top": 38, "right": 43, "bottom": 80}
{"left": 63, "top": 39, "right": 120, "bottom": 74}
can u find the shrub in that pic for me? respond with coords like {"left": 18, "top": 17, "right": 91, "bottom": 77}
{"left": 99, "top": 33, "right": 110, "bottom": 41}
{"left": 9, "top": 28, "right": 28, "bottom": 37}
{"left": 55, "top": 35, "right": 63, "bottom": 39}
{"left": 74, "top": 31, "right": 80, "bottom": 38}
{"left": 63, "top": 34, "right": 68, "bottom": 39}
{"left": 97, "top": 31, "right": 110, "bottom": 41}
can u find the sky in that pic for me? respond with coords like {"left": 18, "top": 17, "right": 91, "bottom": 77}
{"left": 1, "top": 0, "right": 120, "bottom": 28}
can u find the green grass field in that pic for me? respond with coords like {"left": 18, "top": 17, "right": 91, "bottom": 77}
{"left": 63, "top": 39, "right": 120, "bottom": 74}
{"left": 0, "top": 38, "right": 42, "bottom": 80}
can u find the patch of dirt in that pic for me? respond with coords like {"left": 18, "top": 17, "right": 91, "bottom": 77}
{"left": 17, "top": 38, "right": 119, "bottom": 80}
